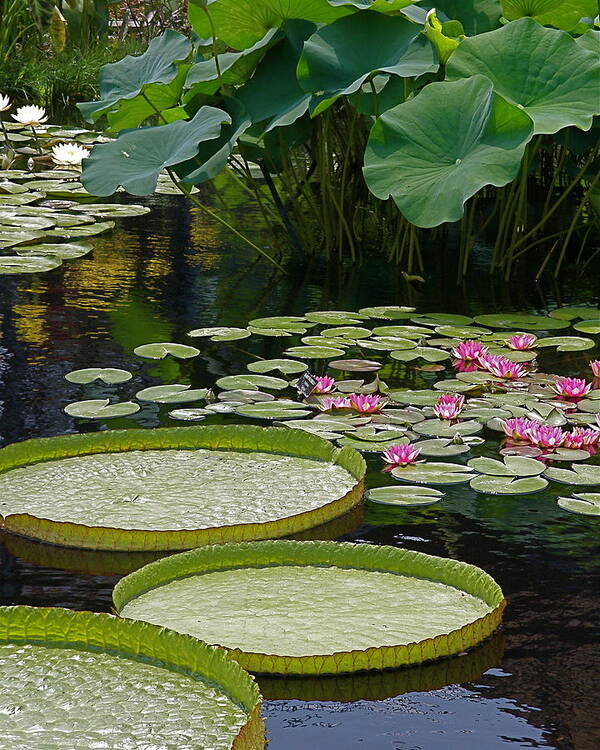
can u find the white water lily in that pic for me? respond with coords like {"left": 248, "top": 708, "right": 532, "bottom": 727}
{"left": 0, "top": 94, "right": 10, "bottom": 112}
{"left": 51, "top": 142, "right": 90, "bottom": 167}
{"left": 12, "top": 105, "right": 47, "bottom": 126}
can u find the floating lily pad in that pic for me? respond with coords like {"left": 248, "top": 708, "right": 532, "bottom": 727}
{"left": 543, "top": 464, "right": 600, "bottom": 485}
{"left": 247, "top": 327, "right": 295, "bottom": 337}
{"left": 469, "top": 475, "right": 548, "bottom": 495}
{"left": 16, "top": 242, "right": 92, "bottom": 259}
{"left": 473, "top": 313, "right": 569, "bottom": 331}
{"left": 0, "top": 255, "right": 62, "bottom": 274}
{"left": 0, "top": 229, "right": 45, "bottom": 248}
{"left": 434, "top": 325, "right": 490, "bottom": 338}
{"left": 414, "top": 438, "right": 471, "bottom": 457}
{"left": 136, "top": 385, "right": 210, "bottom": 403}
{"left": 70, "top": 203, "right": 151, "bottom": 218}
{"left": 216, "top": 374, "right": 289, "bottom": 391}
{"left": 0, "top": 213, "right": 54, "bottom": 228}
{"left": 65, "top": 368, "right": 133, "bottom": 384}
{"left": 328, "top": 358, "right": 383, "bottom": 372}
{"left": 302, "top": 336, "right": 350, "bottom": 348}
{"left": 548, "top": 306, "right": 597, "bottom": 320}
{"left": 235, "top": 403, "right": 312, "bottom": 420}
{"left": 285, "top": 346, "right": 346, "bottom": 359}
{"left": 64, "top": 399, "right": 141, "bottom": 419}
{"left": 248, "top": 316, "right": 309, "bottom": 331}
{"left": 304, "top": 311, "right": 367, "bottom": 325}
{"left": 113, "top": 540, "right": 505, "bottom": 674}
{"left": 557, "top": 493, "right": 600, "bottom": 517}
{"left": 411, "top": 313, "right": 474, "bottom": 327}
{"left": 188, "top": 326, "right": 251, "bottom": 341}
{"left": 391, "top": 347, "right": 449, "bottom": 363}
{"left": 392, "top": 462, "right": 475, "bottom": 485}
{"left": 321, "top": 326, "right": 372, "bottom": 339}
{"left": 133, "top": 342, "right": 200, "bottom": 360}
{"left": 168, "top": 409, "right": 208, "bottom": 421}
{"left": 467, "top": 455, "right": 545, "bottom": 476}
{"left": 573, "top": 320, "right": 600, "bottom": 334}
{"left": 247, "top": 358, "right": 308, "bottom": 375}
{"left": 413, "top": 419, "right": 483, "bottom": 438}
{"left": 219, "top": 389, "right": 274, "bottom": 403}
{"left": 0, "top": 426, "right": 365, "bottom": 550}
{"left": 361, "top": 337, "right": 417, "bottom": 351}
{"left": 45, "top": 221, "right": 115, "bottom": 239}
{"left": 358, "top": 306, "right": 415, "bottom": 319}
{"left": 337, "top": 436, "right": 408, "bottom": 452}
{"left": 388, "top": 389, "right": 440, "bottom": 406}
{"left": 536, "top": 336, "right": 595, "bottom": 351}
{"left": 544, "top": 448, "right": 591, "bottom": 462}
{"left": 365, "top": 485, "right": 444, "bottom": 507}
{"left": 0, "top": 607, "right": 264, "bottom": 749}
{"left": 372, "top": 325, "right": 432, "bottom": 338}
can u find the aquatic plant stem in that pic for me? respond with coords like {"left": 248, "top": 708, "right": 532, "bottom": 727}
{"left": 201, "top": 6, "right": 224, "bottom": 91}
{"left": 166, "top": 168, "right": 286, "bottom": 272}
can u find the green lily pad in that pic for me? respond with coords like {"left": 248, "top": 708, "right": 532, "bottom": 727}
{"left": 468, "top": 455, "right": 545, "bottom": 476}
{"left": 372, "top": 325, "right": 432, "bottom": 338}
{"left": 411, "top": 313, "right": 474, "bottom": 327}
{"left": 388, "top": 389, "right": 441, "bottom": 406}
{"left": 188, "top": 326, "right": 251, "bottom": 341}
{"left": 434, "top": 325, "right": 490, "bottom": 338}
{"left": 302, "top": 336, "right": 350, "bottom": 347}
{"left": 65, "top": 368, "right": 133, "bottom": 384}
{"left": 543, "top": 464, "right": 600, "bottom": 485}
{"left": 0, "top": 213, "right": 54, "bottom": 229}
{"left": 469, "top": 475, "right": 548, "bottom": 495}
{"left": 473, "top": 313, "right": 570, "bottom": 331}
{"left": 45, "top": 221, "right": 115, "bottom": 239}
{"left": 113, "top": 539, "right": 504, "bottom": 674}
{"left": 557, "top": 493, "right": 600, "bottom": 517}
{"left": 285, "top": 346, "right": 346, "bottom": 359}
{"left": 364, "top": 75, "right": 533, "bottom": 227}
{"left": 359, "top": 338, "right": 417, "bottom": 351}
{"left": 168, "top": 409, "right": 208, "bottom": 421}
{"left": 548, "top": 306, "right": 597, "bottom": 320}
{"left": 16, "top": 242, "right": 92, "bottom": 259}
{"left": 365, "top": 485, "right": 444, "bottom": 507}
{"left": 573, "top": 320, "right": 600, "bottom": 334}
{"left": 447, "top": 18, "right": 600, "bottom": 135}
{"left": 70, "top": 203, "right": 151, "bottom": 218}
{"left": 0, "top": 607, "right": 263, "bottom": 749}
{"left": 0, "top": 255, "right": 63, "bottom": 274}
{"left": 321, "top": 326, "right": 372, "bottom": 339}
{"left": 216, "top": 374, "right": 289, "bottom": 391}
{"left": 329, "top": 359, "right": 383, "bottom": 372}
{"left": 0, "top": 229, "right": 45, "bottom": 248}
{"left": 535, "top": 336, "right": 595, "bottom": 351}
{"left": 304, "top": 310, "right": 367, "bottom": 325}
{"left": 219, "top": 389, "right": 274, "bottom": 403}
{"left": 337, "top": 436, "right": 409, "bottom": 452}
{"left": 136, "top": 385, "right": 209, "bottom": 403}
{"left": 391, "top": 347, "right": 450, "bottom": 362}
{"left": 133, "top": 342, "right": 200, "bottom": 359}
{"left": 413, "top": 438, "right": 471, "bottom": 457}
{"left": 248, "top": 316, "right": 309, "bottom": 331}
{"left": 544, "top": 448, "right": 591, "bottom": 462}
{"left": 248, "top": 327, "right": 295, "bottom": 337}
{"left": 358, "top": 306, "right": 415, "bottom": 319}
{"left": 391, "top": 462, "right": 475, "bottom": 485}
{"left": 64, "top": 399, "right": 141, "bottom": 419}
{"left": 247, "top": 359, "right": 309, "bottom": 375}
{"left": 235, "top": 403, "right": 312, "bottom": 420}
{"left": 413, "top": 419, "right": 483, "bottom": 438}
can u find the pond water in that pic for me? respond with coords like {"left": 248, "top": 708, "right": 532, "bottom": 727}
{"left": 0, "top": 191, "right": 599, "bottom": 750}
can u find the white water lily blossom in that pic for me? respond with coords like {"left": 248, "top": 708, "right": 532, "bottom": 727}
{"left": 51, "top": 142, "right": 90, "bottom": 167}
{"left": 12, "top": 105, "right": 47, "bottom": 126}
{"left": 0, "top": 94, "right": 10, "bottom": 112}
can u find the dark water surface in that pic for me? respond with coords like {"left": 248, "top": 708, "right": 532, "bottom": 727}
{"left": 0, "top": 194, "right": 599, "bottom": 750}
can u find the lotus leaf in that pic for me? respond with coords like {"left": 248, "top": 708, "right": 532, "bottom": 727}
{"left": 134, "top": 342, "right": 200, "bottom": 359}
{"left": 113, "top": 540, "right": 504, "bottom": 674}
{"left": 364, "top": 75, "right": 533, "bottom": 227}
{"left": 0, "top": 256, "right": 63, "bottom": 274}
{"left": 365, "top": 485, "right": 444, "bottom": 506}
{"left": 469, "top": 475, "right": 548, "bottom": 495}
{"left": 447, "top": 19, "right": 600, "bottom": 135}
{"left": 557, "top": 493, "right": 600, "bottom": 517}
{"left": 392, "top": 461, "right": 475, "bottom": 484}
{"left": 78, "top": 31, "right": 192, "bottom": 122}
{"left": 189, "top": 326, "right": 251, "bottom": 341}
{"left": 501, "top": 0, "right": 598, "bottom": 31}
{"left": 136, "top": 385, "right": 209, "bottom": 403}
{"left": 81, "top": 106, "right": 230, "bottom": 196}
{"left": 432, "top": 0, "right": 503, "bottom": 35}
{"left": 543, "top": 464, "right": 600, "bottom": 485}
{"left": 216, "top": 374, "right": 289, "bottom": 391}
{"left": 297, "top": 12, "right": 437, "bottom": 117}
{"left": 247, "top": 358, "right": 308, "bottom": 374}
{"left": 64, "top": 399, "right": 141, "bottom": 418}
{"left": 65, "top": 368, "right": 133, "bottom": 384}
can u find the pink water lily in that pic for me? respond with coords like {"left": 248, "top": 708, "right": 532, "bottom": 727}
{"left": 479, "top": 354, "right": 527, "bottom": 380}
{"left": 433, "top": 394, "right": 464, "bottom": 420}
{"left": 314, "top": 376, "right": 335, "bottom": 394}
{"left": 552, "top": 377, "right": 591, "bottom": 400}
{"left": 451, "top": 340, "right": 488, "bottom": 361}
{"left": 507, "top": 334, "right": 537, "bottom": 351}
{"left": 590, "top": 360, "right": 600, "bottom": 378}
{"left": 501, "top": 417, "right": 537, "bottom": 441}
{"left": 562, "top": 428, "right": 599, "bottom": 449}
{"left": 349, "top": 393, "right": 383, "bottom": 414}
{"left": 382, "top": 443, "right": 421, "bottom": 469}
{"left": 526, "top": 423, "right": 565, "bottom": 448}
{"left": 322, "top": 396, "right": 350, "bottom": 410}
{"left": 452, "top": 359, "right": 480, "bottom": 373}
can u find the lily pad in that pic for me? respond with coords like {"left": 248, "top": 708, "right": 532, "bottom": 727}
{"left": 0, "top": 426, "right": 365, "bottom": 550}
{"left": 469, "top": 475, "right": 548, "bottom": 495}
{"left": 45, "top": 221, "right": 115, "bottom": 239}
{"left": 543, "top": 464, "right": 600, "bottom": 485}
{"left": 247, "top": 359, "right": 309, "bottom": 375}
{"left": 328, "top": 359, "right": 383, "bottom": 372}
{"left": 535, "top": 336, "right": 595, "bottom": 351}
{"left": 65, "top": 368, "right": 133, "bottom": 384}
{"left": 321, "top": 326, "right": 372, "bottom": 339}
{"left": 365, "top": 485, "right": 444, "bottom": 507}
{"left": 168, "top": 409, "right": 208, "bottom": 421}
{"left": 557, "top": 493, "right": 600, "bottom": 517}
{"left": 304, "top": 310, "right": 367, "bottom": 325}
{"left": 467, "top": 455, "right": 545, "bottom": 476}
{"left": 133, "top": 342, "right": 200, "bottom": 359}
{"left": 285, "top": 346, "right": 346, "bottom": 359}
{"left": 391, "top": 347, "right": 449, "bottom": 362}
{"left": 413, "top": 419, "right": 483, "bottom": 438}
{"left": 473, "top": 313, "right": 569, "bottom": 331}
{"left": 414, "top": 438, "right": 472, "bottom": 457}
{"left": 235, "top": 403, "right": 312, "bottom": 420}
{"left": 16, "top": 242, "right": 92, "bottom": 259}
{"left": 248, "top": 316, "right": 310, "bottom": 331}
{"left": 216, "top": 374, "right": 289, "bottom": 391}
{"left": 0, "top": 256, "right": 63, "bottom": 274}
{"left": 388, "top": 389, "right": 440, "bottom": 406}
{"left": 358, "top": 306, "right": 415, "bottom": 319}
{"left": 136, "top": 385, "right": 210, "bottom": 403}
{"left": 392, "top": 462, "right": 475, "bottom": 485}
{"left": 0, "top": 229, "right": 45, "bottom": 248}
{"left": 113, "top": 539, "right": 505, "bottom": 674}
{"left": 64, "top": 399, "right": 141, "bottom": 419}
{"left": 0, "top": 607, "right": 263, "bottom": 749}
{"left": 188, "top": 327, "right": 251, "bottom": 341}
{"left": 573, "top": 320, "right": 600, "bottom": 334}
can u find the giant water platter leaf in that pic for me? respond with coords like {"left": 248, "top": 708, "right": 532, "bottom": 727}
{"left": 0, "top": 426, "right": 365, "bottom": 550}
{"left": 113, "top": 540, "right": 505, "bottom": 675}
{"left": 0, "top": 606, "right": 264, "bottom": 749}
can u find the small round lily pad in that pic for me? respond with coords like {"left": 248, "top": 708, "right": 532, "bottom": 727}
{"left": 329, "top": 359, "right": 383, "bottom": 372}
{"left": 366, "top": 485, "right": 444, "bottom": 507}
{"left": 216, "top": 375, "right": 289, "bottom": 391}
{"left": 65, "top": 368, "right": 133, "bottom": 384}
{"left": 133, "top": 343, "right": 200, "bottom": 360}
{"left": 247, "top": 359, "right": 308, "bottom": 375}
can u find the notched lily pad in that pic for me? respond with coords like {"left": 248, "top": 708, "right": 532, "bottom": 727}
{"left": 133, "top": 342, "right": 200, "bottom": 360}
{"left": 0, "top": 255, "right": 62, "bottom": 274}
{"left": 247, "top": 359, "right": 308, "bottom": 375}
{"left": 136, "top": 385, "right": 210, "bottom": 403}
{"left": 366, "top": 485, "right": 444, "bottom": 507}
{"left": 216, "top": 374, "right": 289, "bottom": 391}
{"left": 65, "top": 368, "right": 133, "bottom": 385}
{"left": 469, "top": 475, "right": 548, "bottom": 495}
{"left": 188, "top": 326, "right": 251, "bottom": 341}
{"left": 64, "top": 399, "right": 140, "bottom": 419}
{"left": 557, "top": 493, "right": 600, "bottom": 517}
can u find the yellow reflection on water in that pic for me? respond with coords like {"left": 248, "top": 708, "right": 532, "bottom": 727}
{"left": 14, "top": 303, "right": 49, "bottom": 349}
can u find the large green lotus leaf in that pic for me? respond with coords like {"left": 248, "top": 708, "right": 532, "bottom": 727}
{"left": 428, "top": 0, "right": 503, "bottom": 35}
{"left": 365, "top": 485, "right": 444, "bottom": 506}
{"left": 297, "top": 12, "right": 437, "bottom": 117}
{"left": 446, "top": 18, "right": 600, "bottom": 135}
{"left": 501, "top": 0, "right": 598, "bottom": 30}
{"left": 64, "top": 399, "right": 141, "bottom": 419}
{"left": 0, "top": 607, "right": 263, "bottom": 749}
{"left": 134, "top": 342, "right": 200, "bottom": 359}
{"left": 413, "top": 419, "right": 483, "bottom": 437}
{"left": 392, "top": 462, "right": 475, "bottom": 484}
{"left": 81, "top": 106, "right": 230, "bottom": 196}
{"left": 473, "top": 313, "right": 569, "bottom": 330}
{"left": 247, "top": 359, "right": 308, "bottom": 374}
{"left": 79, "top": 31, "right": 192, "bottom": 123}
{"left": 189, "top": 0, "right": 352, "bottom": 49}
{"left": 0, "top": 426, "right": 364, "bottom": 551}
{"left": 557, "top": 493, "right": 600, "bottom": 517}
{"left": 65, "top": 368, "right": 133, "bottom": 385}
{"left": 364, "top": 76, "right": 533, "bottom": 228}
{"left": 469, "top": 475, "right": 548, "bottom": 495}
{"left": 189, "top": 326, "right": 251, "bottom": 341}
{"left": 136, "top": 385, "right": 210, "bottom": 403}
{"left": 113, "top": 540, "right": 505, "bottom": 674}
{"left": 576, "top": 29, "right": 600, "bottom": 55}
{"left": 237, "top": 21, "right": 315, "bottom": 130}
{"left": 216, "top": 374, "right": 289, "bottom": 391}
{"left": 544, "top": 464, "right": 600, "bottom": 485}
{"left": 0, "top": 256, "right": 63, "bottom": 274}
